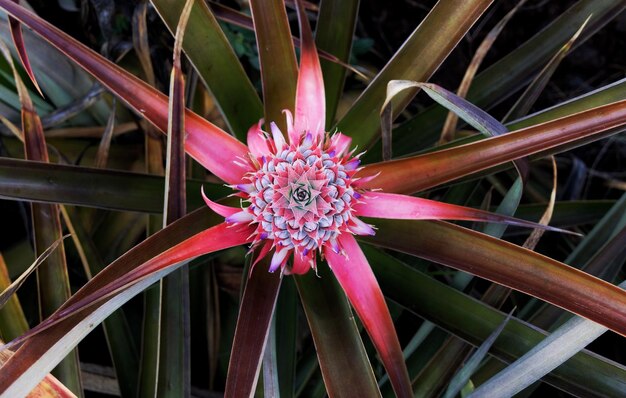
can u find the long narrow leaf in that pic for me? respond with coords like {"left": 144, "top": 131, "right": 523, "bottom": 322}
{"left": 0, "top": 208, "right": 246, "bottom": 394}
{"left": 157, "top": 1, "right": 193, "bottom": 395}
{"left": 361, "top": 99, "right": 626, "bottom": 194}
{"left": 224, "top": 260, "right": 281, "bottom": 397}
{"left": 338, "top": 0, "right": 494, "bottom": 148}
{"left": 478, "top": 229, "right": 626, "bottom": 397}
{"left": 325, "top": 235, "right": 412, "bottom": 398}
{"left": 0, "top": 235, "right": 66, "bottom": 310}
{"left": 383, "top": 81, "right": 529, "bottom": 180}
{"left": 249, "top": 0, "right": 297, "bottom": 127}
{"left": 0, "top": 157, "right": 229, "bottom": 213}
{"left": 390, "top": 0, "right": 626, "bottom": 158}
{"left": 1, "top": 35, "right": 82, "bottom": 394}
{"left": 150, "top": 0, "right": 263, "bottom": 140}
{"left": 361, "top": 245, "right": 626, "bottom": 396}
{"left": 364, "top": 218, "right": 626, "bottom": 342}
{"left": 0, "top": 0, "right": 251, "bottom": 184}
{"left": 443, "top": 311, "right": 514, "bottom": 398}
{"left": 440, "top": 0, "right": 526, "bottom": 142}
{"left": 295, "top": 264, "right": 381, "bottom": 398}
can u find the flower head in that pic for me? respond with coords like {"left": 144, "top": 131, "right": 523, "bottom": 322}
{"left": 204, "top": 113, "right": 375, "bottom": 274}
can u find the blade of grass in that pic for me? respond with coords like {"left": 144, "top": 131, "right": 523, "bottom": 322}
{"left": 338, "top": 0, "right": 494, "bottom": 149}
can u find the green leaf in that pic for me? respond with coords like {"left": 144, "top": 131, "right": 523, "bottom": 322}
{"left": 275, "top": 277, "right": 298, "bottom": 397}
{"left": 443, "top": 311, "right": 513, "bottom": 398}
{"left": 0, "top": 235, "right": 65, "bottom": 310}
{"left": 390, "top": 0, "right": 626, "bottom": 158}
{"left": 225, "top": 260, "right": 281, "bottom": 397}
{"left": 338, "top": 0, "right": 494, "bottom": 148}
{"left": 361, "top": 99, "right": 626, "bottom": 195}
{"left": 361, "top": 245, "right": 626, "bottom": 396}
{"left": 150, "top": 0, "right": 263, "bottom": 140}
{"left": 316, "top": 0, "right": 359, "bottom": 126}
{"left": 249, "top": 0, "right": 297, "bottom": 127}
{"left": 0, "top": 157, "right": 230, "bottom": 213}
{"left": 470, "top": 229, "right": 626, "bottom": 397}
{"left": 295, "top": 264, "right": 381, "bottom": 397}
{"left": 364, "top": 218, "right": 626, "bottom": 342}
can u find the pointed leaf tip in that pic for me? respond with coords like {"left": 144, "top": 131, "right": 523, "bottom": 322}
{"left": 294, "top": 0, "right": 325, "bottom": 140}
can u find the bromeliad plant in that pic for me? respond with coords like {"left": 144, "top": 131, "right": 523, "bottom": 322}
{"left": 1, "top": 0, "right": 626, "bottom": 396}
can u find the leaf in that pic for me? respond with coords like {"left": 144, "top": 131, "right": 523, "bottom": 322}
{"left": 502, "top": 16, "right": 591, "bottom": 122}
{"left": 0, "top": 254, "right": 29, "bottom": 341}
{"left": 390, "top": 0, "right": 626, "bottom": 158}
{"left": 150, "top": 0, "right": 263, "bottom": 140}
{"left": 0, "top": 208, "right": 249, "bottom": 394}
{"left": 60, "top": 206, "right": 140, "bottom": 398}
{"left": 0, "top": 235, "right": 67, "bottom": 310}
{"left": 361, "top": 245, "right": 626, "bottom": 396}
{"left": 443, "top": 310, "right": 514, "bottom": 398}
{"left": 361, "top": 99, "right": 626, "bottom": 195}
{"left": 0, "top": 34, "right": 82, "bottom": 394}
{"left": 315, "top": 0, "right": 359, "bottom": 125}
{"left": 440, "top": 0, "right": 527, "bottom": 142}
{"left": 0, "top": 157, "right": 230, "bottom": 213}
{"left": 354, "top": 191, "right": 572, "bottom": 234}
{"left": 338, "top": 0, "right": 494, "bottom": 149}
{"left": 275, "top": 278, "right": 298, "bottom": 397}
{"left": 382, "top": 81, "right": 529, "bottom": 181}
{"left": 249, "top": 0, "right": 298, "bottom": 128}
{"left": 363, "top": 218, "right": 626, "bottom": 342}
{"left": 224, "top": 259, "right": 281, "bottom": 397}
{"left": 324, "top": 235, "right": 412, "bottom": 398}
{"left": 157, "top": 1, "right": 193, "bottom": 395}
{"left": 295, "top": 263, "right": 381, "bottom": 398}
{"left": 0, "top": 0, "right": 251, "bottom": 184}
{"left": 470, "top": 229, "right": 626, "bottom": 397}
{"left": 8, "top": 9, "right": 42, "bottom": 96}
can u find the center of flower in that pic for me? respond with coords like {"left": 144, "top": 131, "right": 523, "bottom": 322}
{"left": 293, "top": 186, "right": 311, "bottom": 204}
{"left": 238, "top": 130, "right": 368, "bottom": 258}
